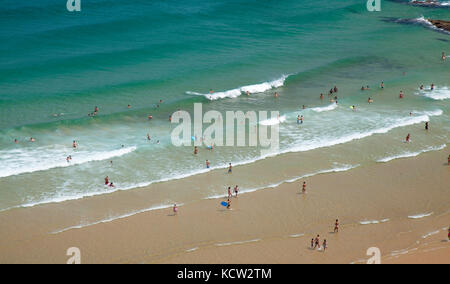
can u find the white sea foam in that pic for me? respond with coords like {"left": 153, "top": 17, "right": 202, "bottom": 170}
{"left": 0, "top": 146, "right": 137, "bottom": 178}
{"left": 409, "top": 1, "right": 450, "bottom": 7}
{"left": 359, "top": 219, "right": 390, "bottom": 225}
{"left": 408, "top": 212, "right": 433, "bottom": 219}
{"left": 417, "top": 86, "right": 450, "bottom": 101}
{"left": 290, "top": 234, "right": 305, "bottom": 238}
{"left": 422, "top": 230, "right": 440, "bottom": 239}
{"left": 186, "top": 75, "right": 289, "bottom": 101}
{"left": 51, "top": 203, "right": 177, "bottom": 234}
{"left": 377, "top": 144, "right": 446, "bottom": 163}
{"left": 259, "top": 115, "right": 286, "bottom": 126}
{"left": 215, "top": 239, "right": 261, "bottom": 247}
{"left": 310, "top": 104, "right": 338, "bottom": 113}
{"left": 282, "top": 110, "right": 441, "bottom": 156}
{"left": 186, "top": 247, "right": 199, "bottom": 252}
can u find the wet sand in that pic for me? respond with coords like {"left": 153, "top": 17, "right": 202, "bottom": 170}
{"left": 0, "top": 146, "right": 448, "bottom": 264}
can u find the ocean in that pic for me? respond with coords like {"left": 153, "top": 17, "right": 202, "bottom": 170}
{"left": 0, "top": 0, "right": 449, "bottom": 215}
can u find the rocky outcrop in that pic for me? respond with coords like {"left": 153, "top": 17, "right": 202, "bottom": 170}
{"left": 428, "top": 20, "right": 450, "bottom": 32}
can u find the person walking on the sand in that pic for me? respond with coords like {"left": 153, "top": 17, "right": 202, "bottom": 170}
{"left": 314, "top": 235, "right": 320, "bottom": 249}
{"left": 334, "top": 219, "right": 339, "bottom": 233}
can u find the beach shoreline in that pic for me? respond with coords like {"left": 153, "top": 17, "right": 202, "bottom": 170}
{"left": 0, "top": 145, "right": 448, "bottom": 264}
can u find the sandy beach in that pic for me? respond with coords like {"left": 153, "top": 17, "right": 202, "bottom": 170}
{"left": 0, "top": 145, "right": 448, "bottom": 264}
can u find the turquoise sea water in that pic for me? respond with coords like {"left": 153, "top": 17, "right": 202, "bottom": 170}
{"left": 0, "top": 0, "right": 449, "bottom": 211}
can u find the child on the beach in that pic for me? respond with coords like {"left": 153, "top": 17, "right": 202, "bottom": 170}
{"left": 323, "top": 240, "right": 327, "bottom": 251}
{"left": 173, "top": 204, "right": 178, "bottom": 215}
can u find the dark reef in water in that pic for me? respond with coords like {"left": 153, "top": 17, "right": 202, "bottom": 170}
{"left": 428, "top": 20, "right": 450, "bottom": 32}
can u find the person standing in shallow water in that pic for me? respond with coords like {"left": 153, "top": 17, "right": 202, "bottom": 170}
{"left": 173, "top": 204, "right": 178, "bottom": 215}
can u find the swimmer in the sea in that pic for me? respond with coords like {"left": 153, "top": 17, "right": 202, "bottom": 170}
{"left": 30, "top": 137, "right": 35, "bottom": 142}
{"left": 368, "top": 97, "right": 373, "bottom": 104}
{"left": 14, "top": 139, "right": 18, "bottom": 144}
{"left": 425, "top": 122, "right": 429, "bottom": 130}
{"left": 274, "top": 92, "right": 279, "bottom": 98}
{"left": 399, "top": 91, "right": 404, "bottom": 99}
{"left": 147, "top": 134, "right": 151, "bottom": 141}
{"left": 105, "top": 176, "right": 109, "bottom": 185}
{"left": 442, "top": 52, "right": 446, "bottom": 61}
{"left": 381, "top": 82, "right": 384, "bottom": 89}
{"left": 72, "top": 140, "right": 77, "bottom": 149}
{"left": 320, "top": 93, "right": 324, "bottom": 100}
{"left": 431, "top": 83, "right": 435, "bottom": 91}
{"left": 420, "top": 85, "right": 424, "bottom": 90}
{"left": 206, "top": 160, "right": 210, "bottom": 169}
{"left": 194, "top": 146, "right": 198, "bottom": 155}
{"left": 406, "top": 133, "right": 410, "bottom": 143}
